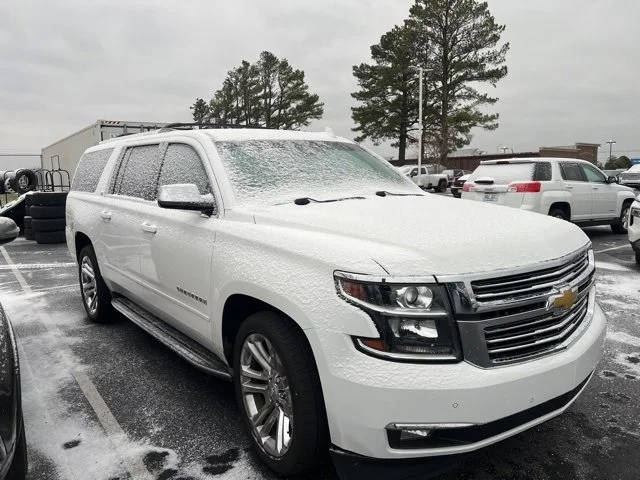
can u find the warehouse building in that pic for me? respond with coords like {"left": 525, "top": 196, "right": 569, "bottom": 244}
{"left": 41, "top": 120, "right": 168, "bottom": 174}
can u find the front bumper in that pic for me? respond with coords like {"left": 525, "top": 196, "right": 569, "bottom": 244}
{"left": 312, "top": 301, "right": 605, "bottom": 459}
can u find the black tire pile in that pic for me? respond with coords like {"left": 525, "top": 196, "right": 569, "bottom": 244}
{"left": 24, "top": 192, "right": 68, "bottom": 244}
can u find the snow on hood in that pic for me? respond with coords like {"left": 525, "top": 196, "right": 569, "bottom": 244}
{"left": 244, "top": 194, "right": 590, "bottom": 276}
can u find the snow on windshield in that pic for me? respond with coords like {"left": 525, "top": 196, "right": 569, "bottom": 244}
{"left": 215, "top": 140, "right": 415, "bottom": 206}
{"left": 468, "top": 163, "right": 535, "bottom": 184}
{"left": 628, "top": 164, "right": 640, "bottom": 172}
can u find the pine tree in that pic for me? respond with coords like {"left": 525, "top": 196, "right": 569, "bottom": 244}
{"left": 190, "top": 98, "right": 210, "bottom": 124}
{"left": 351, "top": 25, "right": 421, "bottom": 162}
{"left": 195, "top": 52, "right": 323, "bottom": 129}
{"left": 409, "top": 0, "right": 509, "bottom": 162}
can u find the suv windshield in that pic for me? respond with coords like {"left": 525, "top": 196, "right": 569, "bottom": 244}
{"left": 214, "top": 140, "right": 415, "bottom": 205}
{"left": 468, "top": 162, "right": 551, "bottom": 184}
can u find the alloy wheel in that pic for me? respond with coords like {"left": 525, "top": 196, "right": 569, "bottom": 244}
{"left": 240, "top": 333, "right": 293, "bottom": 458}
{"left": 80, "top": 256, "right": 98, "bottom": 315}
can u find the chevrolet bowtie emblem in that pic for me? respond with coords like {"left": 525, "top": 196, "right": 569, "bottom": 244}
{"left": 550, "top": 288, "right": 577, "bottom": 311}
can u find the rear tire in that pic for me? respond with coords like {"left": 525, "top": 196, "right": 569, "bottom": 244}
{"left": 34, "top": 230, "right": 66, "bottom": 244}
{"left": 6, "top": 417, "right": 27, "bottom": 480}
{"left": 549, "top": 208, "right": 568, "bottom": 221}
{"left": 611, "top": 203, "right": 631, "bottom": 234}
{"left": 32, "top": 218, "right": 66, "bottom": 233}
{"left": 29, "top": 205, "right": 66, "bottom": 219}
{"left": 78, "top": 245, "right": 114, "bottom": 323}
{"left": 233, "top": 312, "right": 328, "bottom": 476}
{"left": 635, "top": 249, "right": 640, "bottom": 265}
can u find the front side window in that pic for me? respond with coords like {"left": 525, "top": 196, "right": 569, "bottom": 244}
{"left": 159, "top": 143, "right": 211, "bottom": 195}
{"left": 113, "top": 145, "right": 162, "bottom": 200}
{"left": 214, "top": 140, "right": 413, "bottom": 206}
{"left": 560, "top": 163, "right": 585, "bottom": 182}
{"left": 72, "top": 148, "right": 113, "bottom": 192}
{"left": 581, "top": 164, "right": 606, "bottom": 183}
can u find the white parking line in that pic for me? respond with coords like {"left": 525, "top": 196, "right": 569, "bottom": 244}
{"left": 0, "top": 262, "right": 76, "bottom": 270}
{"left": 594, "top": 244, "right": 631, "bottom": 254}
{"left": 0, "top": 246, "right": 153, "bottom": 480}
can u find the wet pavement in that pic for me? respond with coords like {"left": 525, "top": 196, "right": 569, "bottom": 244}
{"left": 0, "top": 224, "right": 638, "bottom": 480}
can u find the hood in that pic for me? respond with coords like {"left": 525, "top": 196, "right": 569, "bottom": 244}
{"left": 244, "top": 195, "right": 590, "bottom": 276}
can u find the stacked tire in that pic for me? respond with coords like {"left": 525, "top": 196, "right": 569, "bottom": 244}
{"left": 28, "top": 192, "right": 68, "bottom": 244}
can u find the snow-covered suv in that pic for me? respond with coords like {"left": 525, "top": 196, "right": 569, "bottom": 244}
{"left": 462, "top": 158, "right": 636, "bottom": 233}
{"left": 66, "top": 129, "right": 605, "bottom": 476}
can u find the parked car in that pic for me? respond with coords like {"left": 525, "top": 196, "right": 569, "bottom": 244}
{"left": 442, "top": 169, "right": 468, "bottom": 187}
{"left": 67, "top": 129, "right": 605, "bottom": 476}
{"left": 450, "top": 173, "right": 471, "bottom": 198}
{"left": 629, "top": 198, "right": 640, "bottom": 264}
{"left": 400, "top": 164, "right": 448, "bottom": 192}
{"left": 0, "top": 218, "right": 27, "bottom": 480}
{"left": 619, "top": 164, "right": 640, "bottom": 189}
{"left": 462, "top": 158, "right": 636, "bottom": 233}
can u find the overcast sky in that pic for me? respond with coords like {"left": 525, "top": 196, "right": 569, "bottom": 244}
{"left": 1, "top": 0, "right": 639, "bottom": 164}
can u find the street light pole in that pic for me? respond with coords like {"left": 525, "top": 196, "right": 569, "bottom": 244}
{"left": 417, "top": 67, "right": 424, "bottom": 188}
{"left": 606, "top": 139, "right": 616, "bottom": 163}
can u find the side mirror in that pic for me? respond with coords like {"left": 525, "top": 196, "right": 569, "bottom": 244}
{"left": 606, "top": 176, "right": 618, "bottom": 184}
{"left": 0, "top": 217, "right": 19, "bottom": 245}
{"left": 157, "top": 184, "right": 216, "bottom": 216}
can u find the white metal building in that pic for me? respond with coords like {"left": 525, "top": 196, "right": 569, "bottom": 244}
{"left": 41, "top": 120, "right": 168, "bottom": 174}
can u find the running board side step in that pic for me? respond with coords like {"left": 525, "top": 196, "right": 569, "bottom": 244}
{"left": 111, "top": 296, "right": 232, "bottom": 381}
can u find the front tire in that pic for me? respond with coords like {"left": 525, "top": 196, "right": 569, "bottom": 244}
{"left": 78, "top": 245, "right": 114, "bottom": 323}
{"left": 6, "top": 417, "right": 27, "bottom": 480}
{"left": 233, "top": 312, "right": 328, "bottom": 476}
{"left": 436, "top": 180, "right": 447, "bottom": 193}
{"left": 611, "top": 203, "right": 631, "bottom": 234}
{"left": 635, "top": 249, "right": 640, "bottom": 265}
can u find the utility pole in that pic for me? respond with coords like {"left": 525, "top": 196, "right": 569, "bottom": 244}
{"left": 605, "top": 139, "right": 616, "bottom": 162}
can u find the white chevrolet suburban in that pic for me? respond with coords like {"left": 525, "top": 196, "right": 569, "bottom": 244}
{"left": 66, "top": 128, "right": 605, "bottom": 476}
{"left": 462, "top": 158, "right": 636, "bottom": 233}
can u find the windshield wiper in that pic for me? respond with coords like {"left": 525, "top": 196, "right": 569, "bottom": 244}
{"left": 375, "top": 190, "right": 425, "bottom": 197}
{"left": 292, "top": 196, "right": 365, "bottom": 206}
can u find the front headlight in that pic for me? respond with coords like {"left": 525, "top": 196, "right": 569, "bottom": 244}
{"left": 335, "top": 272, "right": 462, "bottom": 362}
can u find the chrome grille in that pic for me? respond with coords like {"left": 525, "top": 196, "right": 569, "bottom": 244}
{"left": 449, "top": 246, "right": 596, "bottom": 367}
{"left": 484, "top": 294, "right": 589, "bottom": 363}
{"left": 470, "top": 250, "right": 589, "bottom": 303}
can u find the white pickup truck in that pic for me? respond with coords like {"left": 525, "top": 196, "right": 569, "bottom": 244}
{"left": 398, "top": 164, "right": 449, "bottom": 192}
{"left": 66, "top": 129, "right": 605, "bottom": 476}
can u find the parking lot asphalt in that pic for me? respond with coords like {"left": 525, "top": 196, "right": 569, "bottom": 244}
{"left": 0, "top": 221, "right": 638, "bottom": 480}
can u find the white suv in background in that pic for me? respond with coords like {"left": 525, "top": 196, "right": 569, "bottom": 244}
{"left": 619, "top": 164, "right": 640, "bottom": 189}
{"left": 462, "top": 158, "right": 636, "bottom": 233}
{"left": 66, "top": 129, "right": 605, "bottom": 476}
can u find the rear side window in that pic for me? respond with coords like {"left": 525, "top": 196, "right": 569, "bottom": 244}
{"left": 112, "top": 145, "right": 162, "bottom": 200}
{"left": 468, "top": 163, "right": 535, "bottom": 184}
{"left": 159, "top": 143, "right": 211, "bottom": 195}
{"left": 533, "top": 162, "right": 552, "bottom": 181}
{"left": 72, "top": 148, "right": 113, "bottom": 192}
{"left": 560, "top": 163, "right": 585, "bottom": 181}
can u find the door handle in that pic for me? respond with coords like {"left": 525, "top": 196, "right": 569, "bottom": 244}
{"left": 141, "top": 222, "right": 157, "bottom": 234}
{"left": 565, "top": 185, "right": 574, "bottom": 189}
{"left": 592, "top": 186, "right": 599, "bottom": 190}
{"left": 100, "top": 211, "right": 112, "bottom": 221}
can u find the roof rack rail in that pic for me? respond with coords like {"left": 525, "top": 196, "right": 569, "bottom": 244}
{"left": 157, "top": 122, "right": 266, "bottom": 133}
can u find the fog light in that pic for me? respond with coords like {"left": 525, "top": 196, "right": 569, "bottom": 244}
{"left": 400, "top": 429, "right": 433, "bottom": 441}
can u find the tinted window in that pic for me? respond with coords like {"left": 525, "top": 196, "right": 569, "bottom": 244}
{"left": 560, "top": 163, "right": 585, "bottom": 181}
{"left": 159, "top": 143, "right": 211, "bottom": 195}
{"left": 581, "top": 164, "right": 606, "bottom": 182}
{"left": 115, "top": 145, "right": 162, "bottom": 200}
{"left": 72, "top": 148, "right": 113, "bottom": 192}
{"left": 533, "top": 162, "right": 552, "bottom": 181}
